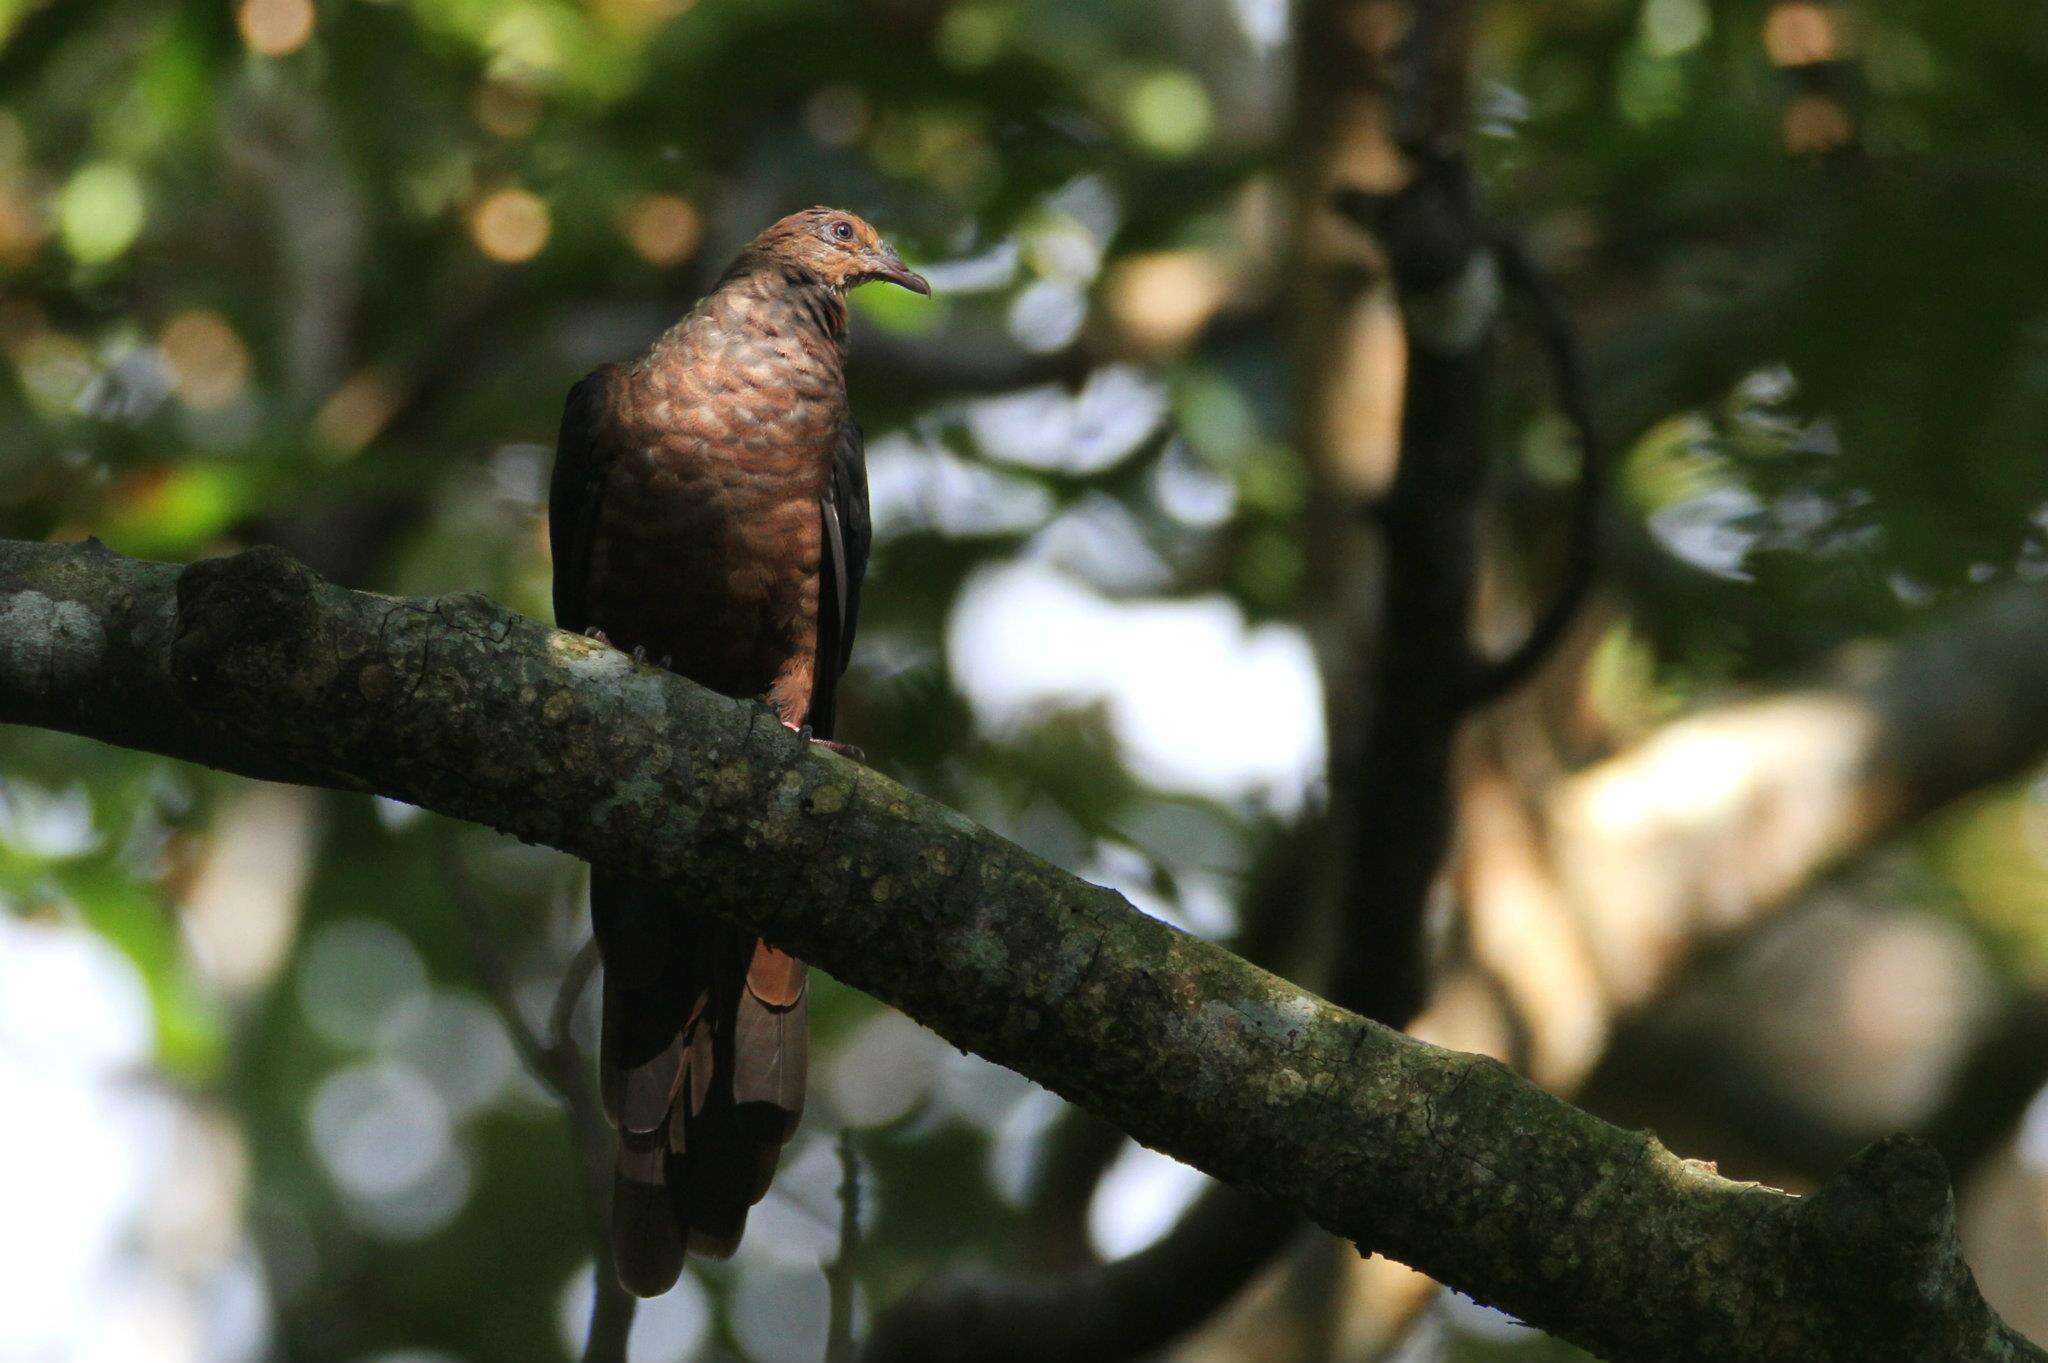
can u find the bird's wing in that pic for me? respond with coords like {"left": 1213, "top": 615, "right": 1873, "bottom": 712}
{"left": 548, "top": 364, "right": 624, "bottom": 636}
{"left": 807, "top": 418, "right": 871, "bottom": 738}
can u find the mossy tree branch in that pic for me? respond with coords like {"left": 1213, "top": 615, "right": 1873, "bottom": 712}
{"left": 0, "top": 536, "right": 2040, "bottom": 1363}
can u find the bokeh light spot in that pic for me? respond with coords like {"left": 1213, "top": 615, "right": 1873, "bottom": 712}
{"left": 0, "top": 916, "right": 151, "bottom": 1070}
{"left": 731, "top": 1262, "right": 830, "bottom": 1363}
{"left": 2018, "top": 1082, "right": 2048, "bottom": 1175}
{"left": 738, "top": 1137, "right": 846, "bottom": 1267}
{"left": 949, "top": 562, "right": 1325, "bottom": 807}
{"left": 15, "top": 332, "right": 93, "bottom": 418}
{"left": 1122, "top": 71, "right": 1213, "bottom": 158}
{"left": 936, "top": 4, "right": 1008, "bottom": 69}
{"left": 159, "top": 310, "right": 251, "bottom": 412}
{"left": 312, "top": 369, "right": 400, "bottom": 457}
{"left": 1105, "top": 251, "right": 1229, "bottom": 353}
{"left": 1784, "top": 92, "right": 1852, "bottom": 154}
{"left": 621, "top": 193, "right": 701, "bottom": 267}
{"left": 827, "top": 1011, "right": 948, "bottom": 1127}
{"left": 296, "top": 917, "right": 429, "bottom": 1049}
{"left": 380, "top": 992, "right": 517, "bottom": 1119}
{"left": 237, "top": 0, "right": 314, "bottom": 56}
{"left": 865, "top": 432, "right": 1055, "bottom": 539}
{"left": 57, "top": 163, "right": 145, "bottom": 265}
{"left": 1153, "top": 438, "right": 1238, "bottom": 528}
{"left": 308, "top": 1061, "right": 465, "bottom": 1236}
{"left": 307, "top": 1056, "right": 448, "bottom": 1195}
{"left": 965, "top": 365, "right": 1167, "bottom": 475}
{"left": 1007, "top": 279, "right": 1086, "bottom": 353}
{"left": 557, "top": 1261, "right": 710, "bottom": 1362}
{"left": 181, "top": 785, "right": 314, "bottom": 999}
{"left": 0, "top": 779, "right": 97, "bottom": 858}
{"left": 1023, "top": 216, "right": 1103, "bottom": 285}
{"left": 485, "top": 8, "right": 565, "bottom": 81}
{"left": 1765, "top": 2, "right": 1839, "bottom": 67}
{"left": 1639, "top": 0, "right": 1710, "bottom": 58}
{"left": 468, "top": 187, "right": 551, "bottom": 263}
{"left": 1087, "top": 1142, "right": 1207, "bottom": 1259}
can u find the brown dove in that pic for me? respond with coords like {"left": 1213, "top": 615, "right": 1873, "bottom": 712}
{"left": 549, "top": 207, "right": 927, "bottom": 1294}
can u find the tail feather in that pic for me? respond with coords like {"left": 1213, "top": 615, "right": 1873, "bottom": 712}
{"left": 604, "top": 979, "right": 688, "bottom": 1136}
{"left": 610, "top": 1161, "right": 684, "bottom": 1297}
{"left": 591, "top": 871, "right": 807, "bottom": 1294}
{"left": 672, "top": 1007, "right": 717, "bottom": 1149}
{"left": 669, "top": 1103, "right": 760, "bottom": 1260}
{"left": 733, "top": 946, "right": 809, "bottom": 1135}
{"left": 594, "top": 873, "right": 684, "bottom": 1131}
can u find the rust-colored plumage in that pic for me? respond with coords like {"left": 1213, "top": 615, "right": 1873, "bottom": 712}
{"left": 549, "top": 207, "right": 926, "bottom": 1294}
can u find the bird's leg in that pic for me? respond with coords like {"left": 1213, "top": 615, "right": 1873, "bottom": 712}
{"left": 789, "top": 721, "right": 865, "bottom": 763}
{"left": 582, "top": 625, "right": 611, "bottom": 646}
{"left": 631, "top": 644, "right": 648, "bottom": 664}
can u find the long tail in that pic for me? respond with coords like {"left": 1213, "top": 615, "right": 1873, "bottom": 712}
{"left": 592, "top": 871, "right": 809, "bottom": 1296}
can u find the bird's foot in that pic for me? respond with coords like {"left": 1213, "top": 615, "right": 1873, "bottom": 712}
{"left": 583, "top": 626, "right": 611, "bottom": 646}
{"left": 789, "top": 722, "right": 865, "bottom": 762}
{"left": 631, "top": 644, "right": 648, "bottom": 664}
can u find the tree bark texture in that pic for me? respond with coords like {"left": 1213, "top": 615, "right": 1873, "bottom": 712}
{"left": 0, "top": 536, "right": 2042, "bottom": 1363}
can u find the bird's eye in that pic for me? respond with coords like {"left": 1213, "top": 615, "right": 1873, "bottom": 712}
{"left": 830, "top": 220, "right": 854, "bottom": 241}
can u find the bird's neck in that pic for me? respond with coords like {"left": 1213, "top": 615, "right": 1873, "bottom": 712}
{"left": 643, "top": 267, "right": 849, "bottom": 397}
{"left": 703, "top": 262, "right": 848, "bottom": 351}
{"left": 775, "top": 270, "right": 850, "bottom": 349}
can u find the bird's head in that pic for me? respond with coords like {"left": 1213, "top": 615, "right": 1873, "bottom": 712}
{"left": 746, "top": 207, "right": 931, "bottom": 297}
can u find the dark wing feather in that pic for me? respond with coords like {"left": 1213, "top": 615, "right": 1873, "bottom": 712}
{"left": 552, "top": 366, "right": 699, "bottom": 1294}
{"left": 548, "top": 365, "right": 623, "bottom": 636}
{"left": 807, "top": 419, "right": 871, "bottom": 739}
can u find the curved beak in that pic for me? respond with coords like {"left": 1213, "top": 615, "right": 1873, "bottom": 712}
{"left": 866, "top": 244, "right": 931, "bottom": 296}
